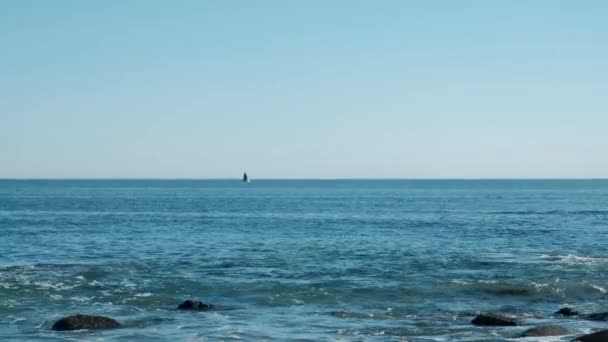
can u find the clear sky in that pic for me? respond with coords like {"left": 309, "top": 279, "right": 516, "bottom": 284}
{"left": 1, "top": 1, "right": 607, "bottom": 179}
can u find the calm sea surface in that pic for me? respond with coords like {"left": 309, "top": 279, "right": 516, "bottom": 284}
{"left": 1, "top": 180, "right": 608, "bottom": 341}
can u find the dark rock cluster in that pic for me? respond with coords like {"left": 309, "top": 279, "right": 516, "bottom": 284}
{"left": 469, "top": 306, "right": 608, "bottom": 340}
{"left": 52, "top": 299, "right": 215, "bottom": 331}
{"left": 555, "top": 307, "right": 579, "bottom": 316}
{"left": 49, "top": 301, "right": 608, "bottom": 340}
{"left": 177, "top": 300, "right": 215, "bottom": 311}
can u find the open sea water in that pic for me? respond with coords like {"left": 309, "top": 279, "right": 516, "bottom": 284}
{"left": 1, "top": 179, "right": 607, "bottom": 341}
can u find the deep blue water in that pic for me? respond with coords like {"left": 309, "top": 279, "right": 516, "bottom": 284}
{"left": 1, "top": 180, "right": 608, "bottom": 341}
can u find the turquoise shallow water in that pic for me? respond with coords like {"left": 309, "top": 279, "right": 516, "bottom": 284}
{"left": 1, "top": 179, "right": 608, "bottom": 341}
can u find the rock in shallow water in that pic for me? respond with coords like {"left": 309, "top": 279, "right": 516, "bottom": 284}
{"left": 571, "top": 329, "right": 608, "bottom": 341}
{"left": 52, "top": 314, "right": 120, "bottom": 331}
{"left": 471, "top": 313, "right": 517, "bottom": 326}
{"left": 582, "top": 312, "right": 608, "bottom": 321}
{"left": 177, "top": 300, "right": 214, "bottom": 310}
{"left": 485, "top": 287, "right": 532, "bottom": 296}
{"left": 555, "top": 307, "right": 579, "bottom": 316}
{"left": 520, "top": 325, "right": 571, "bottom": 337}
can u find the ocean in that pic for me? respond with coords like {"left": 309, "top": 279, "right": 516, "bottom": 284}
{"left": 1, "top": 179, "right": 607, "bottom": 341}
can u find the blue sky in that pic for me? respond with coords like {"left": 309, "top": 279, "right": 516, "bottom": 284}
{"left": 1, "top": 1, "right": 607, "bottom": 178}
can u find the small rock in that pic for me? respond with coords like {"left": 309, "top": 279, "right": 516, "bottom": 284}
{"left": 471, "top": 313, "right": 517, "bottom": 326}
{"left": 177, "top": 300, "right": 214, "bottom": 311}
{"left": 556, "top": 307, "right": 579, "bottom": 316}
{"left": 571, "top": 329, "right": 608, "bottom": 342}
{"left": 520, "top": 325, "right": 571, "bottom": 337}
{"left": 52, "top": 314, "right": 120, "bottom": 331}
{"left": 487, "top": 287, "right": 532, "bottom": 296}
{"left": 583, "top": 312, "right": 608, "bottom": 321}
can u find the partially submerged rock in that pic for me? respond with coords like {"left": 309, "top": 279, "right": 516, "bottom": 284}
{"left": 555, "top": 307, "right": 579, "bottom": 316}
{"left": 582, "top": 312, "right": 608, "bottom": 321}
{"left": 486, "top": 287, "right": 532, "bottom": 296}
{"left": 571, "top": 329, "right": 608, "bottom": 342}
{"left": 471, "top": 313, "right": 517, "bottom": 326}
{"left": 52, "top": 314, "right": 120, "bottom": 331}
{"left": 520, "top": 325, "right": 571, "bottom": 337}
{"left": 177, "top": 300, "right": 214, "bottom": 311}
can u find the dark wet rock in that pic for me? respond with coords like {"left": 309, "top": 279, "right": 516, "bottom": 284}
{"left": 555, "top": 307, "right": 579, "bottom": 316}
{"left": 471, "top": 313, "right": 517, "bottom": 326}
{"left": 52, "top": 314, "right": 120, "bottom": 331}
{"left": 177, "top": 300, "right": 214, "bottom": 311}
{"left": 571, "top": 329, "right": 608, "bottom": 342}
{"left": 582, "top": 312, "right": 608, "bottom": 321}
{"left": 486, "top": 287, "right": 532, "bottom": 296}
{"left": 520, "top": 325, "right": 571, "bottom": 337}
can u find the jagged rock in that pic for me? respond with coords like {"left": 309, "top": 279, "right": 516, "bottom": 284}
{"left": 571, "top": 329, "right": 608, "bottom": 342}
{"left": 52, "top": 314, "right": 120, "bottom": 331}
{"left": 471, "top": 313, "right": 517, "bottom": 326}
{"left": 555, "top": 307, "right": 579, "bottom": 316}
{"left": 177, "top": 300, "right": 214, "bottom": 311}
{"left": 583, "top": 312, "right": 608, "bottom": 321}
{"left": 520, "top": 325, "right": 571, "bottom": 337}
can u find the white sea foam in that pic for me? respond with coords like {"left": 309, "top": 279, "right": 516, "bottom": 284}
{"left": 0, "top": 282, "right": 16, "bottom": 289}
{"left": 135, "top": 292, "right": 152, "bottom": 297}
{"left": 33, "top": 281, "right": 75, "bottom": 291}
{"left": 589, "top": 284, "right": 607, "bottom": 294}
{"left": 541, "top": 254, "right": 608, "bottom": 265}
{"left": 530, "top": 282, "right": 549, "bottom": 289}
{"left": 9, "top": 317, "right": 26, "bottom": 325}
{"left": 71, "top": 296, "right": 95, "bottom": 302}
{"left": 120, "top": 279, "right": 137, "bottom": 288}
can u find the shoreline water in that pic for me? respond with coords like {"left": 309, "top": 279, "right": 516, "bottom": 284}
{"left": 2, "top": 180, "right": 607, "bottom": 340}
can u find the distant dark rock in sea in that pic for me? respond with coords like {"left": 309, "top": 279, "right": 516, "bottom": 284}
{"left": 571, "top": 329, "right": 608, "bottom": 341}
{"left": 52, "top": 314, "right": 120, "bottom": 331}
{"left": 555, "top": 307, "right": 579, "bottom": 316}
{"left": 471, "top": 313, "right": 517, "bottom": 326}
{"left": 520, "top": 325, "right": 571, "bottom": 337}
{"left": 485, "top": 287, "right": 532, "bottom": 296}
{"left": 177, "top": 300, "right": 214, "bottom": 311}
{"left": 582, "top": 312, "right": 608, "bottom": 321}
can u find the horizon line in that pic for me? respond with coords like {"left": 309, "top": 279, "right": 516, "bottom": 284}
{"left": 1, "top": 177, "right": 607, "bottom": 181}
